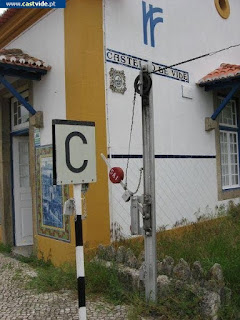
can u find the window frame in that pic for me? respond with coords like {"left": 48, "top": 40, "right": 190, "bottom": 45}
{"left": 11, "top": 90, "right": 30, "bottom": 132}
{"left": 217, "top": 96, "right": 240, "bottom": 191}
{"left": 219, "top": 130, "right": 240, "bottom": 189}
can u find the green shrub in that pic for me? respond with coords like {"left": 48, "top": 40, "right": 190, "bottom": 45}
{"left": 0, "top": 242, "right": 12, "bottom": 253}
{"left": 27, "top": 260, "right": 76, "bottom": 293}
{"left": 85, "top": 261, "right": 126, "bottom": 304}
{"left": 227, "top": 201, "right": 240, "bottom": 222}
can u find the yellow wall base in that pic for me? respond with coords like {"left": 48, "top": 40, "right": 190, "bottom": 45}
{"left": 36, "top": 219, "right": 76, "bottom": 266}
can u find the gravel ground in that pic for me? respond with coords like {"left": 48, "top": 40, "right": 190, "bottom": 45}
{"left": 0, "top": 253, "right": 130, "bottom": 320}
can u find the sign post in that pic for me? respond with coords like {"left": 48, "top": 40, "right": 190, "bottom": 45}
{"left": 74, "top": 183, "right": 86, "bottom": 319}
{"left": 53, "top": 119, "right": 97, "bottom": 320}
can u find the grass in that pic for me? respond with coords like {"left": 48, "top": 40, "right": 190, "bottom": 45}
{"left": 84, "top": 203, "right": 240, "bottom": 318}
{"left": 19, "top": 255, "right": 77, "bottom": 293}
{"left": 0, "top": 248, "right": 77, "bottom": 293}
{"left": 85, "top": 261, "right": 126, "bottom": 304}
{"left": 113, "top": 205, "right": 240, "bottom": 318}
{"left": 26, "top": 263, "right": 77, "bottom": 293}
{"left": 0, "top": 242, "right": 12, "bottom": 254}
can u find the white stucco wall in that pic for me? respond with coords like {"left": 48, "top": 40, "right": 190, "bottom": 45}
{"left": 104, "top": 0, "right": 240, "bottom": 236}
{"left": 6, "top": 9, "right": 66, "bottom": 146}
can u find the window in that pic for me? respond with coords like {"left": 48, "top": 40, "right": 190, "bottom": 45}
{"left": 11, "top": 90, "right": 29, "bottom": 132}
{"left": 219, "top": 97, "right": 240, "bottom": 189}
{"left": 19, "top": 141, "right": 30, "bottom": 188}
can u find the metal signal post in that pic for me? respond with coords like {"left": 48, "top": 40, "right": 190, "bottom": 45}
{"left": 135, "top": 63, "right": 157, "bottom": 302}
{"left": 101, "top": 63, "right": 157, "bottom": 303}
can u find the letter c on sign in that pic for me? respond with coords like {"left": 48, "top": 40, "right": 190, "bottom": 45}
{"left": 65, "top": 131, "right": 88, "bottom": 173}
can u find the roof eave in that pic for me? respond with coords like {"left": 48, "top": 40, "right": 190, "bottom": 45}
{"left": 0, "top": 63, "right": 48, "bottom": 81}
{"left": 198, "top": 75, "right": 240, "bottom": 91}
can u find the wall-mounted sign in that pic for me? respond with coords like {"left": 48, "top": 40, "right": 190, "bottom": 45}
{"left": 109, "top": 68, "right": 127, "bottom": 94}
{"left": 106, "top": 48, "right": 189, "bottom": 83}
{"left": 52, "top": 120, "right": 97, "bottom": 185}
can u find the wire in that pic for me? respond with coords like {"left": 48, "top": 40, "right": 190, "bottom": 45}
{"left": 132, "top": 167, "right": 143, "bottom": 195}
{"left": 125, "top": 89, "right": 137, "bottom": 188}
{"left": 151, "top": 43, "right": 240, "bottom": 74}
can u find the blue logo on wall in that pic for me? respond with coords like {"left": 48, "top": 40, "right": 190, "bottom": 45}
{"left": 142, "top": 1, "right": 163, "bottom": 47}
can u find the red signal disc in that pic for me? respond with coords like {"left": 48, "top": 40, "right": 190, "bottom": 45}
{"left": 109, "top": 167, "right": 124, "bottom": 184}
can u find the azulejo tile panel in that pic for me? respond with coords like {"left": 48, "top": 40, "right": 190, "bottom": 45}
{"left": 36, "top": 145, "right": 70, "bottom": 242}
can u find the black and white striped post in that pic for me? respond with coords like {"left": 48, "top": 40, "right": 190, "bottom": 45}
{"left": 74, "top": 184, "right": 86, "bottom": 320}
{"left": 53, "top": 120, "right": 97, "bottom": 320}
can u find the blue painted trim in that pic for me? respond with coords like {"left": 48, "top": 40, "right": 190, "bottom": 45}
{"left": 11, "top": 128, "right": 29, "bottom": 136}
{"left": 0, "top": 63, "right": 47, "bottom": 81}
{"left": 0, "top": 62, "right": 47, "bottom": 74}
{"left": 219, "top": 126, "right": 238, "bottom": 132}
{"left": 223, "top": 187, "right": 240, "bottom": 192}
{"left": 0, "top": 76, "right": 36, "bottom": 115}
{"left": 109, "top": 154, "right": 142, "bottom": 159}
{"left": 211, "top": 83, "right": 240, "bottom": 120}
{"left": 204, "top": 80, "right": 240, "bottom": 92}
{"left": 108, "top": 154, "right": 216, "bottom": 159}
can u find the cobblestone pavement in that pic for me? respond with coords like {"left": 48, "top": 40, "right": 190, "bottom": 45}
{"left": 0, "top": 253, "right": 129, "bottom": 320}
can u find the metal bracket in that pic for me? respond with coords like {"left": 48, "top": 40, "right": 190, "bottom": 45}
{"left": 130, "top": 194, "right": 152, "bottom": 236}
{"left": 139, "top": 262, "right": 146, "bottom": 281}
{"left": 122, "top": 189, "right": 133, "bottom": 202}
{"left": 130, "top": 196, "right": 142, "bottom": 235}
{"left": 63, "top": 198, "right": 76, "bottom": 216}
{"left": 141, "top": 194, "right": 152, "bottom": 236}
{"left": 81, "top": 183, "right": 89, "bottom": 193}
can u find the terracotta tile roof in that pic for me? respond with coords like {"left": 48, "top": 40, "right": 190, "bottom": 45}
{"left": 0, "top": 48, "right": 51, "bottom": 70}
{"left": 198, "top": 63, "right": 240, "bottom": 85}
{"left": 0, "top": 9, "right": 18, "bottom": 27}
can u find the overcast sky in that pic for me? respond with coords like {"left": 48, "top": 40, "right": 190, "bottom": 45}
{"left": 0, "top": 9, "right": 7, "bottom": 15}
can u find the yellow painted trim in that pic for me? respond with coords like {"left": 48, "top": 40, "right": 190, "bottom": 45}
{"left": 65, "top": 0, "right": 110, "bottom": 248}
{"left": 35, "top": 0, "right": 110, "bottom": 266}
{"left": 0, "top": 9, "right": 51, "bottom": 48}
{"left": 214, "top": 0, "right": 230, "bottom": 19}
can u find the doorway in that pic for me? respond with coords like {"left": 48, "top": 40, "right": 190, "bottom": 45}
{"left": 12, "top": 136, "right": 33, "bottom": 246}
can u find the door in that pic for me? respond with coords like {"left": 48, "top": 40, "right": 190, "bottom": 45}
{"left": 13, "top": 136, "right": 33, "bottom": 246}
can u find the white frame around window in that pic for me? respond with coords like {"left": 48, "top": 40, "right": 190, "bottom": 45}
{"left": 11, "top": 90, "right": 30, "bottom": 132}
{"left": 220, "top": 130, "right": 240, "bottom": 189}
{"left": 219, "top": 98, "right": 237, "bottom": 128}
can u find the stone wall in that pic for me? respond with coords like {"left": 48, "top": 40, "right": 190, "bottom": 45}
{"left": 96, "top": 245, "right": 231, "bottom": 320}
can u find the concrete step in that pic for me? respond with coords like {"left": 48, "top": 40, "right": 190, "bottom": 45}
{"left": 12, "top": 245, "right": 33, "bottom": 258}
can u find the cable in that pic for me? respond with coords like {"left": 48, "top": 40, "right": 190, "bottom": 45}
{"left": 151, "top": 43, "right": 240, "bottom": 74}
{"left": 132, "top": 167, "right": 143, "bottom": 195}
{"left": 125, "top": 89, "right": 137, "bottom": 188}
